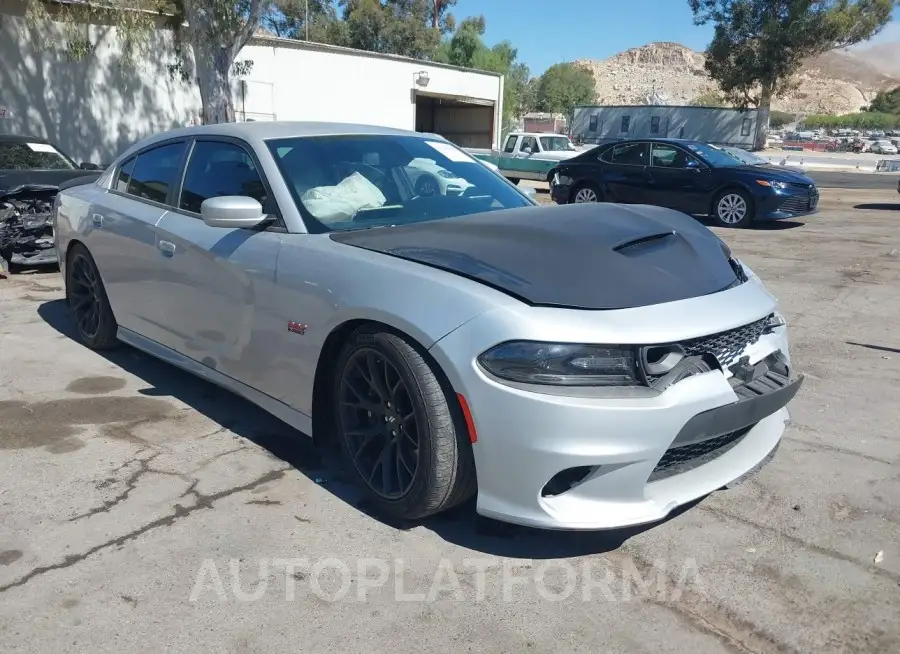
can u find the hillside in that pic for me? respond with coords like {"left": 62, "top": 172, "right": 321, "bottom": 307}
{"left": 575, "top": 42, "right": 900, "bottom": 116}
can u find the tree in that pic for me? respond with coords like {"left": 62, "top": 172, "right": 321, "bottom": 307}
{"left": 26, "top": 0, "right": 270, "bottom": 124}
{"left": 769, "top": 110, "right": 796, "bottom": 128}
{"left": 690, "top": 91, "right": 727, "bottom": 106}
{"left": 436, "top": 16, "right": 533, "bottom": 125}
{"left": 868, "top": 86, "right": 900, "bottom": 114}
{"left": 533, "top": 62, "right": 596, "bottom": 121}
{"left": 688, "top": 0, "right": 896, "bottom": 148}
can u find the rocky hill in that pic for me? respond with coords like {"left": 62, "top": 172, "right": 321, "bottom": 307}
{"left": 575, "top": 42, "right": 899, "bottom": 116}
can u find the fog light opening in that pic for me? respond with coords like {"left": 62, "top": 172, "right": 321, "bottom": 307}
{"left": 541, "top": 466, "right": 597, "bottom": 497}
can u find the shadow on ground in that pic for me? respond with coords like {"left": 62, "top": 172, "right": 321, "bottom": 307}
{"left": 38, "top": 298, "right": 697, "bottom": 558}
{"left": 854, "top": 203, "right": 899, "bottom": 211}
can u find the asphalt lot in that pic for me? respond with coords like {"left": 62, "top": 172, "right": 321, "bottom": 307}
{"left": 1, "top": 188, "right": 899, "bottom": 653}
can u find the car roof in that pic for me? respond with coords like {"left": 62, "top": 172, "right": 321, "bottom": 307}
{"left": 117, "top": 121, "right": 442, "bottom": 162}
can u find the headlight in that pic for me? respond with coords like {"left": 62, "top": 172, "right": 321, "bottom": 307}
{"left": 756, "top": 179, "right": 787, "bottom": 190}
{"left": 438, "top": 170, "right": 456, "bottom": 179}
{"left": 477, "top": 341, "right": 639, "bottom": 386}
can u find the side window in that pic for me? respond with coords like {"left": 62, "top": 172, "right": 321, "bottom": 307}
{"left": 519, "top": 136, "right": 537, "bottom": 153}
{"left": 607, "top": 142, "right": 649, "bottom": 166}
{"left": 620, "top": 116, "right": 631, "bottom": 133}
{"left": 650, "top": 116, "right": 660, "bottom": 134}
{"left": 589, "top": 115, "right": 598, "bottom": 132}
{"left": 126, "top": 142, "right": 187, "bottom": 204}
{"left": 650, "top": 144, "right": 692, "bottom": 168}
{"left": 116, "top": 156, "right": 135, "bottom": 193}
{"left": 179, "top": 141, "right": 268, "bottom": 215}
{"left": 741, "top": 118, "right": 752, "bottom": 137}
{"left": 503, "top": 136, "right": 517, "bottom": 153}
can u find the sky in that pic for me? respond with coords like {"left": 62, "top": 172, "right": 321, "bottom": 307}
{"left": 465, "top": 0, "right": 900, "bottom": 75}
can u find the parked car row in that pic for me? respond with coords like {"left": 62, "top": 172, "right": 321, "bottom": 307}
{"left": 52, "top": 122, "right": 802, "bottom": 529}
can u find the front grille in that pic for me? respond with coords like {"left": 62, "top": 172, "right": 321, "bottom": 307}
{"left": 678, "top": 316, "right": 770, "bottom": 367}
{"left": 648, "top": 425, "right": 753, "bottom": 482}
{"left": 779, "top": 196, "right": 813, "bottom": 214}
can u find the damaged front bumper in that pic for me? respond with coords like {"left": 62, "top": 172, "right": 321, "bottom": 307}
{"left": 0, "top": 184, "right": 58, "bottom": 271}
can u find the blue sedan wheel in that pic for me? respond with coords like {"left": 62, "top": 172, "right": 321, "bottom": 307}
{"left": 714, "top": 190, "right": 752, "bottom": 228}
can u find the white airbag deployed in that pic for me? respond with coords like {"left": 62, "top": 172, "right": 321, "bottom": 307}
{"left": 301, "top": 172, "right": 386, "bottom": 223}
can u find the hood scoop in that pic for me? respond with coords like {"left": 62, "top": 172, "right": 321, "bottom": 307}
{"left": 612, "top": 230, "right": 676, "bottom": 255}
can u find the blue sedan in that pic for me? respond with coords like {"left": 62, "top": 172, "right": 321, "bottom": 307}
{"left": 549, "top": 138, "right": 819, "bottom": 228}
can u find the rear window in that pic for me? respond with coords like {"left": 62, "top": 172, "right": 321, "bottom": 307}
{"left": 125, "top": 142, "right": 187, "bottom": 204}
{"left": 0, "top": 141, "right": 75, "bottom": 171}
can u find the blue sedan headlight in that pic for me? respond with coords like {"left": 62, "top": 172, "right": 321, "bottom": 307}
{"left": 478, "top": 341, "right": 640, "bottom": 386}
{"left": 756, "top": 179, "right": 787, "bottom": 190}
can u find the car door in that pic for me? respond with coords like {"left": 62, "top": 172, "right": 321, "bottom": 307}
{"left": 645, "top": 143, "right": 715, "bottom": 214}
{"left": 598, "top": 141, "right": 651, "bottom": 203}
{"left": 497, "top": 134, "right": 519, "bottom": 176}
{"left": 86, "top": 139, "right": 189, "bottom": 344}
{"left": 153, "top": 138, "right": 285, "bottom": 387}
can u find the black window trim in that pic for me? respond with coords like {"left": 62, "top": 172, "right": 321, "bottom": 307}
{"left": 168, "top": 135, "right": 285, "bottom": 232}
{"left": 649, "top": 142, "right": 701, "bottom": 169}
{"left": 600, "top": 140, "right": 650, "bottom": 167}
{"left": 109, "top": 137, "right": 191, "bottom": 212}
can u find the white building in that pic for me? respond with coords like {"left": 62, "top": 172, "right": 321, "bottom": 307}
{"left": 0, "top": 0, "right": 504, "bottom": 163}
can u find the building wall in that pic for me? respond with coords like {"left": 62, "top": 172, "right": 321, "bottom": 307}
{"left": 571, "top": 105, "right": 761, "bottom": 150}
{"left": 0, "top": 1, "right": 504, "bottom": 163}
{"left": 242, "top": 39, "right": 503, "bottom": 149}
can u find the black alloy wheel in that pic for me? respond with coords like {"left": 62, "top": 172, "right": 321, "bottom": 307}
{"left": 333, "top": 327, "right": 477, "bottom": 520}
{"left": 66, "top": 243, "right": 118, "bottom": 349}
{"left": 338, "top": 347, "right": 420, "bottom": 499}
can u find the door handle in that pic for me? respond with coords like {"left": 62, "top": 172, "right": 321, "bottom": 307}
{"left": 158, "top": 240, "right": 176, "bottom": 257}
{"left": 91, "top": 213, "right": 103, "bottom": 228}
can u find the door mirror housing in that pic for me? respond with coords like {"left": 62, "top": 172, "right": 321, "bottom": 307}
{"left": 200, "top": 196, "right": 267, "bottom": 229}
{"left": 686, "top": 160, "right": 702, "bottom": 170}
{"left": 79, "top": 161, "right": 101, "bottom": 170}
{"left": 521, "top": 147, "right": 532, "bottom": 155}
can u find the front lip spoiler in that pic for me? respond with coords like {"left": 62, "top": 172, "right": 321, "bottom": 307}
{"left": 671, "top": 374, "right": 804, "bottom": 449}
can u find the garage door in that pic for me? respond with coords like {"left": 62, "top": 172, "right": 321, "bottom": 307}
{"left": 414, "top": 93, "right": 494, "bottom": 149}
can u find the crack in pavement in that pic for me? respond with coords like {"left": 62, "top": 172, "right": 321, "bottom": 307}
{"left": 66, "top": 454, "right": 190, "bottom": 523}
{"left": 699, "top": 505, "right": 900, "bottom": 584}
{"left": 785, "top": 434, "right": 896, "bottom": 466}
{"left": 0, "top": 467, "right": 290, "bottom": 594}
{"left": 608, "top": 549, "right": 798, "bottom": 654}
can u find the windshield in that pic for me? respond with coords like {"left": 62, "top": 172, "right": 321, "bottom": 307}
{"left": 267, "top": 135, "right": 533, "bottom": 232}
{"left": 0, "top": 141, "right": 75, "bottom": 171}
{"left": 539, "top": 136, "right": 576, "bottom": 152}
{"left": 684, "top": 142, "right": 743, "bottom": 167}
{"left": 722, "top": 146, "right": 768, "bottom": 166}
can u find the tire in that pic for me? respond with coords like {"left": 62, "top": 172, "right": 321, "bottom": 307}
{"left": 507, "top": 177, "right": 520, "bottom": 185}
{"left": 712, "top": 188, "right": 753, "bottom": 228}
{"left": 570, "top": 182, "right": 602, "bottom": 204}
{"left": 66, "top": 242, "right": 119, "bottom": 349}
{"left": 333, "top": 325, "right": 476, "bottom": 521}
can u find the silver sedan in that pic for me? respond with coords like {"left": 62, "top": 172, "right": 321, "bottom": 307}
{"left": 53, "top": 122, "right": 802, "bottom": 530}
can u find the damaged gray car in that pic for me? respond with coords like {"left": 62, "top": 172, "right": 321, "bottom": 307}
{"left": 0, "top": 134, "right": 103, "bottom": 273}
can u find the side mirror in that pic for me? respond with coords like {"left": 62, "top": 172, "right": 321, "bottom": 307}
{"left": 686, "top": 160, "right": 701, "bottom": 170}
{"left": 522, "top": 147, "right": 532, "bottom": 155}
{"left": 79, "top": 162, "right": 101, "bottom": 170}
{"left": 200, "top": 196, "right": 267, "bottom": 229}
{"left": 521, "top": 186, "right": 537, "bottom": 200}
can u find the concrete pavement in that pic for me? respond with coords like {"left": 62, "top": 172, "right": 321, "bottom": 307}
{"left": 1, "top": 188, "right": 899, "bottom": 653}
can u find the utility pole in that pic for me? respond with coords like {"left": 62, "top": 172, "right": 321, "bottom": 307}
{"left": 305, "top": 0, "right": 309, "bottom": 40}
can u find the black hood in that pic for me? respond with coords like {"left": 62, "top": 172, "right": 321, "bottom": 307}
{"left": 330, "top": 203, "right": 744, "bottom": 310}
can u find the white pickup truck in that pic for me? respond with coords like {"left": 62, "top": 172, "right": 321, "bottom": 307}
{"left": 466, "top": 132, "right": 582, "bottom": 184}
